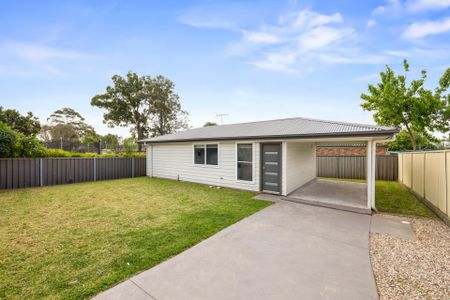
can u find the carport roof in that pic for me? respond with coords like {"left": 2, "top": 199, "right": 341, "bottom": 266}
{"left": 139, "top": 117, "right": 399, "bottom": 143}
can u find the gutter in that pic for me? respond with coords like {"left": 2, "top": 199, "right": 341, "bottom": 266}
{"left": 138, "top": 129, "right": 400, "bottom": 144}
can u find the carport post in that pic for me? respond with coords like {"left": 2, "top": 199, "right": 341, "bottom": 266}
{"left": 371, "top": 140, "right": 377, "bottom": 209}
{"left": 366, "top": 141, "right": 372, "bottom": 209}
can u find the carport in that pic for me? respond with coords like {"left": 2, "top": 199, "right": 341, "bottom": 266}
{"left": 284, "top": 179, "right": 369, "bottom": 214}
{"left": 281, "top": 139, "right": 385, "bottom": 214}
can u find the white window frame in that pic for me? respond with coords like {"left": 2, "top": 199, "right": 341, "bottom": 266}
{"left": 192, "top": 143, "right": 220, "bottom": 168}
{"left": 235, "top": 142, "right": 256, "bottom": 184}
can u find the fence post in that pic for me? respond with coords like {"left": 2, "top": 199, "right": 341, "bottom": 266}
{"left": 132, "top": 157, "right": 135, "bottom": 178}
{"left": 39, "top": 158, "right": 43, "bottom": 187}
{"left": 93, "top": 157, "right": 97, "bottom": 182}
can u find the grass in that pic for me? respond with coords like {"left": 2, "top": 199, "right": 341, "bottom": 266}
{"left": 0, "top": 178, "right": 271, "bottom": 299}
{"left": 319, "top": 178, "right": 436, "bottom": 218}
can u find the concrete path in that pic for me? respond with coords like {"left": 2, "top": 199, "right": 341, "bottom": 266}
{"left": 93, "top": 202, "right": 378, "bottom": 300}
{"left": 370, "top": 214, "right": 416, "bottom": 240}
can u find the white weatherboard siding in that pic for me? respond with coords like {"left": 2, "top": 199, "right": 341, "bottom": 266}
{"left": 146, "top": 145, "right": 153, "bottom": 177}
{"left": 148, "top": 141, "right": 261, "bottom": 191}
{"left": 285, "top": 142, "right": 316, "bottom": 195}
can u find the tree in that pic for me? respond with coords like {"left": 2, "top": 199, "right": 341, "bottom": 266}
{"left": 82, "top": 132, "right": 101, "bottom": 153}
{"left": 0, "top": 107, "right": 41, "bottom": 136}
{"left": 40, "top": 108, "right": 98, "bottom": 151}
{"left": 91, "top": 72, "right": 152, "bottom": 151}
{"left": 123, "top": 137, "right": 138, "bottom": 154}
{"left": 149, "top": 75, "right": 189, "bottom": 136}
{"left": 203, "top": 121, "right": 217, "bottom": 127}
{"left": 101, "top": 134, "right": 120, "bottom": 152}
{"left": 361, "top": 60, "right": 450, "bottom": 150}
{"left": 47, "top": 107, "right": 96, "bottom": 138}
{"left": 39, "top": 124, "right": 79, "bottom": 144}
{"left": 387, "top": 130, "right": 438, "bottom": 151}
{"left": 91, "top": 72, "right": 189, "bottom": 151}
{"left": 0, "top": 121, "right": 46, "bottom": 158}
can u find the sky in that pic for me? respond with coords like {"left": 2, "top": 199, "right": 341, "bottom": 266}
{"left": 0, "top": 0, "right": 449, "bottom": 137}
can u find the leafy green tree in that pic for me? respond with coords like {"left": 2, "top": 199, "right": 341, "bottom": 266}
{"left": 123, "top": 137, "right": 138, "bottom": 154}
{"left": 0, "top": 121, "right": 19, "bottom": 157}
{"left": 41, "top": 108, "right": 98, "bottom": 151}
{"left": 82, "top": 132, "right": 101, "bottom": 153}
{"left": 203, "top": 121, "right": 217, "bottom": 127}
{"left": 101, "top": 134, "right": 120, "bottom": 152}
{"left": 91, "top": 72, "right": 152, "bottom": 151}
{"left": 47, "top": 107, "right": 96, "bottom": 138}
{"left": 0, "top": 122, "right": 46, "bottom": 158}
{"left": 0, "top": 107, "right": 41, "bottom": 136}
{"left": 387, "top": 130, "right": 438, "bottom": 151}
{"left": 361, "top": 60, "right": 450, "bottom": 150}
{"left": 91, "top": 72, "right": 189, "bottom": 151}
{"left": 149, "top": 75, "right": 189, "bottom": 136}
{"left": 39, "top": 124, "right": 80, "bottom": 144}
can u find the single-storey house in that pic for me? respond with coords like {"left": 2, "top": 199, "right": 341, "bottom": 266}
{"left": 140, "top": 117, "right": 398, "bottom": 213}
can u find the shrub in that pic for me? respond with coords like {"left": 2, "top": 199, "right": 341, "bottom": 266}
{"left": 44, "top": 149, "right": 145, "bottom": 158}
{"left": 0, "top": 121, "right": 19, "bottom": 157}
{"left": 0, "top": 122, "right": 46, "bottom": 158}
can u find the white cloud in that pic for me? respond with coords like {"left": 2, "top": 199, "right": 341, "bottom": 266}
{"left": 290, "top": 10, "right": 343, "bottom": 28}
{"left": 319, "top": 53, "right": 388, "bottom": 64}
{"left": 242, "top": 30, "right": 280, "bottom": 44}
{"left": 367, "top": 20, "right": 377, "bottom": 27}
{"left": 231, "top": 9, "right": 356, "bottom": 74}
{"left": 182, "top": 7, "right": 414, "bottom": 74}
{"left": 373, "top": 0, "right": 402, "bottom": 15}
{"left": 407, "top": 0, "right": 450, "bottom": 12}
{"left": 1, "top": 42, "right": 89, "bottom": 63}
{"left": 297, "top": 26, "right": 354, "bottom": 51}
{"left": 403, "top": 17, "right": 450, "bottom": 39}
{"left": 373, "top": 0, "right": 450, "bottom": 15}
{"left": 251, "top": 51, "right": 298, "bottom": 74}
{"left": 0, "top": 41, "right": 98, "bottom": 77}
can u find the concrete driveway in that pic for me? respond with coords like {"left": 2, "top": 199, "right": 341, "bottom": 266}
{"left": 93, "top": 201, "right": 378, "bottom": 300}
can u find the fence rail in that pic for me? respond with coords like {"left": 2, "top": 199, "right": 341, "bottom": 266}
{"left": 317, "top": 155, "right": 398, "bottom": 181}
{"left": 0, "top": 157, "right": 146, "bottom": 190}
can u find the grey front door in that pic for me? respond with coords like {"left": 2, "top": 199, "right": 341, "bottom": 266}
{"left": 261, "top": 143, "right": 282, "bottom": 194}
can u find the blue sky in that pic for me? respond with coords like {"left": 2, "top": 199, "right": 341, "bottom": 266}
{"left": 0, "top": 0, "right": 449, "bottom": 137}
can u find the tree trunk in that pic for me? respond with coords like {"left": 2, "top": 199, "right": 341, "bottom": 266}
{"left": 405, "top": 125, "right": 417, "bottom": 150}
{"left": 136, "top": 124, "right": 143, "bottom": 152}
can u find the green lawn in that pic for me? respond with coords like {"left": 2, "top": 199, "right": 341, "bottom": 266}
{"left": 319, "top": 178, "right": 436, "bottom": 218}
{"left": 0, "top": 178, "right": 271, "bottom": 299}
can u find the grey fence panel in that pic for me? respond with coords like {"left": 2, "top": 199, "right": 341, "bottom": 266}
{"left": 317, "top": 155, "right": 398, "bottom": 181}
{"left": 134, "top": 157, "right": 146, "bottom": 176}
{"left": 0, "top": 158, "right": 40, "bottom": 189}
{"left": 0, "top": 157, "right": 146, "bottom": 190}
{"left": 42, "top": 158, "right": 95, "bottom": 186}
{"left": 96, "top": 157, "right": 134, "bottom": 181}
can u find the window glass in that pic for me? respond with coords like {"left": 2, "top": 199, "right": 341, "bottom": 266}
{"left": 237, "top": 144, "right": 252, "bottom": 162}
{"left": 237, "top": 144, "right": 253, "bottom": 181}
{"left": 194, "top": 145, "right": 205, "bottom": 164}
{"left": 206, "top": 144, "right": 218, "bottom": 165}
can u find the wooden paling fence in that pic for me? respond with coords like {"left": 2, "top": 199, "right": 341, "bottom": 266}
{"left": 0, "top": 157, "right": 146, "bottom": 190}
{"left": 317, "top": 155, "right": 398, "bottom": 181}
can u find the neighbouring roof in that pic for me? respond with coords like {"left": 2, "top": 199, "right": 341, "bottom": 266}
{"left": 139, "top": 117, "right": 399, "bottom": 144}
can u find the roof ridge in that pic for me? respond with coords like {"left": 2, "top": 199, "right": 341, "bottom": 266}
{"left": 189, "top": 116, "right": 390, "bottom": 131}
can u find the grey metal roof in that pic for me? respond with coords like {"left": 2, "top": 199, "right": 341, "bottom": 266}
{"left": 139, "top": 117, "right": 399, "bottom": 143}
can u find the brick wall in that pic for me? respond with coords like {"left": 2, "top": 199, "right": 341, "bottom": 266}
{"left": 317, "top": 146, "right": 388, "bottom": 156}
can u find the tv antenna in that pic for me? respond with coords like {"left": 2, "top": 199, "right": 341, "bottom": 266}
{"left": 216, "top": 113, "right": 229, "bottom": 125}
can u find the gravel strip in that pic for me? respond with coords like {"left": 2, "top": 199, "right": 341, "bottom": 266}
{"left": 370, "top": 214, "right": 450, "bottom": 300}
